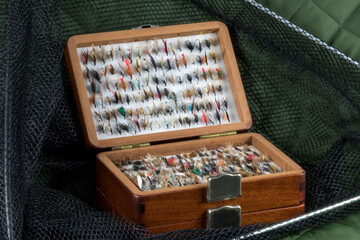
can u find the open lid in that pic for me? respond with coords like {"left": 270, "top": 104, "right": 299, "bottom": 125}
{"left": 65, "top": 21, "right": 252, "bottom": 149}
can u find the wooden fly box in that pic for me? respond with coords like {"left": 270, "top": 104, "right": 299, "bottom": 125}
{"left": 65, "top": 21, "right": 305, "bottom": 234}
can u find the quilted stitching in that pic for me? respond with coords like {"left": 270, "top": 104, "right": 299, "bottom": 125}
{"left": 257, "top": 0, "right": 307, "bottom": 19}
{"left": 309, "top": 0, "right": 342, "bottom": 44}
{"left": 311, "top": 0, "right": 360, "bottom": 24}
{"left": 290, "top": 0, "right": 339, "bottom": 41}
{"left": 332, "top": 29, "right": 360, "bottom": 61}
{"left": 326, "top": 2, "right": 360, "bottom": 45}
{"left": 288, "top": 0, "right": 307, "bottom": 21}
{"left": 342, "top": 4, "right": 360, "bottom": 38}
{"left": 256, "top": 0, "right": 360, "bottom": 62}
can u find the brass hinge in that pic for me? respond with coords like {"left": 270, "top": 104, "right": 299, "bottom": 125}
{"left": 112, "top": 142, "right": 150, "bottom": 151}
{"left": 200, "top": 131, "right": 237, "bottom": 139}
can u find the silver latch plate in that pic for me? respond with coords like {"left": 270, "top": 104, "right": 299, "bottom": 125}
{"left": 207, "top": 174, "right": 241, "bottom": 202}
{"left": 207, "top": 205, "right": 241, "bottom": 228}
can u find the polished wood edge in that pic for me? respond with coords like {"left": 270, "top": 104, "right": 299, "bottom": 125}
{"left": 147, "top": 204, "right": 305, "bottom": 234}
{"left": 97, "top": 186, "right": 305, "bottom": 234}
{"left": 66, "top": 37, "right": 100, "bottom": 149}
{"left": 97, "top": 133, "right": 305, "bottom": 197}
{"left": 65, "top": 21, "right": 253, "bottom": 149}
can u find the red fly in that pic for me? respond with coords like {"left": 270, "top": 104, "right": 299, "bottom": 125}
{"left": 181, "top": 53, "right": 187, "bottom": 68}
{"left": 202, "top": 110, "right": 208, "bottom": 125}
{"left": 120, "top": 77, "right": 126, "bottom": 91}
{"left": 156, "top": 86, "right": 162, "bottom": 100}
{"left": 162, "top": 39, "right": 168, "bottom": 55}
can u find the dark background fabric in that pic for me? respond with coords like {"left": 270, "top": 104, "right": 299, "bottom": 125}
{"left": 1, "top": 0, "right": 360, "bottom": 239}
{"left": 254, "top": 1, "right": 360, "bottom": 238}
{"left": 256, "top": 0, "right": 360, "bottom": 63}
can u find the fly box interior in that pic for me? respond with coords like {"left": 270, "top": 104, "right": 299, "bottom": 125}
{"left": 65, "top": 21, "right": 305, "bottom": 234}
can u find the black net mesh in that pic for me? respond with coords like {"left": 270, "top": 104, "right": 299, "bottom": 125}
{"left": 1, "top": 0, "right": 360, "bottom": 239}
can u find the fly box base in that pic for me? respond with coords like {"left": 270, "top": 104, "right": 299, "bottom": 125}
{"left": 96, "top": 133, "right": 305, "bottom": 233}
{"left": 65, "top": 21, "right": 305, "bottom": 233}
{"left": 97, "top": 187, "right": 305, "bottom": 234}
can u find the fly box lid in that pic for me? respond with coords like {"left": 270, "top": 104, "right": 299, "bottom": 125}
{"left": 65, "top": 21, "right": 252, "bottom": 150}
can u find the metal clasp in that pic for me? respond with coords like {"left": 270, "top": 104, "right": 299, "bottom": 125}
{"left": 207, "top": 173, "right": 241, "bottom": 202}
{"left": 207, "top": 205, "right": 241, "bottom": 228}
{"left": 206, "top": 174, "right": 242, "bottom": 228}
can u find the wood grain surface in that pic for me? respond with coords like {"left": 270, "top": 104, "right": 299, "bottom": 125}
{"left": 97, "top": 187, "right": 305, "bottom": 234}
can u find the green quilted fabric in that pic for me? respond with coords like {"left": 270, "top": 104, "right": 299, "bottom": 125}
{"left": 257, "top": 0, "right": 360, "bottom": 63}
{"left": 255, "top": 1, "right": 360, "bottom": 239}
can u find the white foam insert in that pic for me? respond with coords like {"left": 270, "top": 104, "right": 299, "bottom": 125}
{"left": 77, "top": 33, "right": 240, "bottom": 140}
